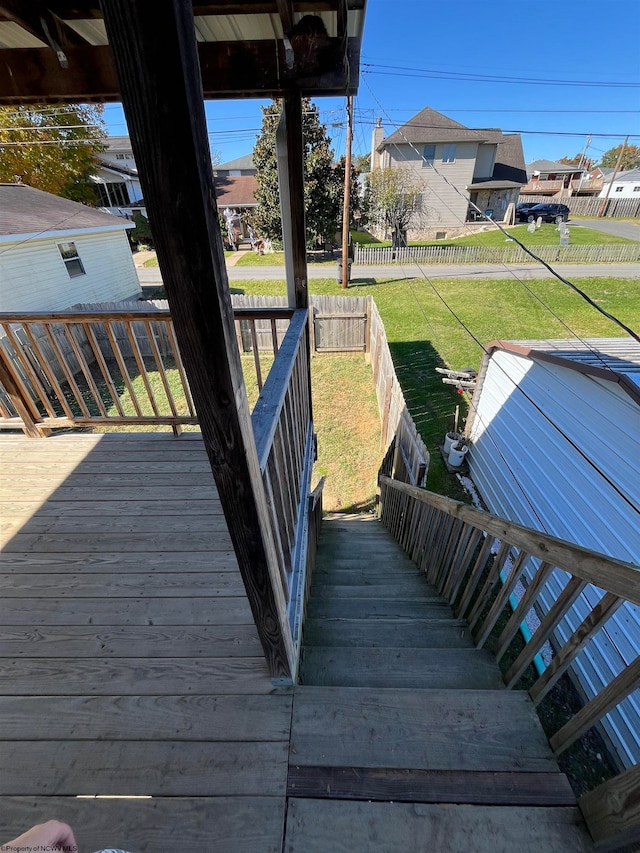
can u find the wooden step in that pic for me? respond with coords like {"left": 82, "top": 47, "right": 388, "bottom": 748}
{"left": 284, "top": 800, "right": 592, "bottom": 853}
{"left": 312, "top": 566, "right": 425, "bottom": 584}
{"left": 303, "top": 618, "right": 472, "bottom": 649}
{"left": 300, "top": 647, "right": 504, "bottom": 689}
{"left": 305, "top": 597, "right": 449, "bottom": 620}
{"left": 310, "top": 582, "right": 435, "bottom": 599}
{"left": 287, "top": 766, "right": 575, "bottom": 807}
{"left": 291, "top": 687, "right": 557, "bottom": 772}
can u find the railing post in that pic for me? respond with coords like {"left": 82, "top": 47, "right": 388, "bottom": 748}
{"left": 0, "top": 345, "right": 49, "bottom": 437}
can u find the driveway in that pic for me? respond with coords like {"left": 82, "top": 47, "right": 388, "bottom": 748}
{"left": 572, "top": 218, "right": 640, "bottom": 242}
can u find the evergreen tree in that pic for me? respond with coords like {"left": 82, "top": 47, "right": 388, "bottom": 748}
{"left": 0, "top": 104, "right": 107, "bottom": 204}
{"left": 253, "top": 99, "right": 341, "bottom": 244}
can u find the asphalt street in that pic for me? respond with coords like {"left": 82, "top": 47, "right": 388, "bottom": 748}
{"left": 138, "top": 261, "right": 640, "bottom": 288}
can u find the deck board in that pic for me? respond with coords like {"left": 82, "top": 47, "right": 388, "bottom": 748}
{"left": 285, "top": 799, "right": 593, "bottom": 853}
{"left": 0, "top": 433, "right": 291, "bottom": 850}
{"left": 0, "top": 797, "right": 286, "bottom": 853}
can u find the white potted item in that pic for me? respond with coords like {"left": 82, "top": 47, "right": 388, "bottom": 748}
{"left": 443, "top": 432, "right": 461, "bottom": 455}
{"left": 448, "top": 439, "right": 469, "bottom": 468}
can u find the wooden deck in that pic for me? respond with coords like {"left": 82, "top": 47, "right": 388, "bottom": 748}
{"left": 0, "top": 432, "right": 290, "bottom": 852}
{"left": 0, "top": 436, "right": 595, "bottom": 851}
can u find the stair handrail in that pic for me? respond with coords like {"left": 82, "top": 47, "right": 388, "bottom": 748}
{"left": 378, "top": 475, "right": 640, "bottom": 852}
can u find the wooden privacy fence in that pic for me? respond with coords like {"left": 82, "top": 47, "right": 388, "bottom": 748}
{"left": 0, "top": 305, "right": 292, "bottom": 436}
{"left": 354, "top": 243, "right": 640, "bottom": 265}
{"left": 378, "top": 475, "right": 640, "bottom": 852}
{"left": 369, "top": 298, "right": 430, "bottom": 487}
{"left": 519, "top": 195, "right": 640, "bottom": 218}
{"left": 231, "top": 294, "right": 370, "bottom": 354}
{"left": 251, "top": 309, "right": 316, "bottom": 663}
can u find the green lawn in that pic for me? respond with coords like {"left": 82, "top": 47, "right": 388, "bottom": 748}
{"left": 354, "top": 224, "right": 636, "bottom": 250}
{"left": 234, "top": 275, "right": 640, "bottom": 495}
{"left": 234, "top": 251, "right": 336, "bottom": 267}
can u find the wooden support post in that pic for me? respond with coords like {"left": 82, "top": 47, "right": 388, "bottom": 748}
{"left": 0, "top": 346, "right": 48, "bottom": 437}
{"left": 579, "top": 763, "right": 640, "bottom": 852}
{"left": 276, "top": 91, "right": 308, "bottom": 310}
{"left": 341, "top": 95, "right": 353, "bottom": 288}
{"left": 101, "top": 0, "right": 293, "bottom": 678}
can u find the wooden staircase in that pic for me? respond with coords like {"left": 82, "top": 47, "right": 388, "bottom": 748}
{"left": 285, "top": 514, "right": 594, "bottom": 852}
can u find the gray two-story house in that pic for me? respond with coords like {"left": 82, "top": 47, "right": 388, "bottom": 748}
{"left": 372, "top": 107, "right": 526, "bottom": 235}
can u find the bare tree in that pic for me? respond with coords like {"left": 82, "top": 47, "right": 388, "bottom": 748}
{"left": 367, "top": 166, "right": 424, "bottom": 247}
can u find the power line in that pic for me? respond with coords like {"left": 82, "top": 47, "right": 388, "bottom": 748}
{"left": 361, "top": 63, "right": 640, "bottom": 89}
{"left": 363, "top": 79, "right": 640, "bottom": 346}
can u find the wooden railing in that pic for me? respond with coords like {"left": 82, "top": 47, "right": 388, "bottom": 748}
{"left": 251, "top": 309, "right": 316, "bottom": 667}
{"left": 0, "top": 307, "right": 292, "bottom": 436}
{"left": 378, "top": 475, "right": 640, "bottom": 851}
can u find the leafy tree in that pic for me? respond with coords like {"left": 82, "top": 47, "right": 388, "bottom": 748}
{"left": 599, "top": 144, "right": 640, "bottom": 171}
{"left": 558, "top": 154, "right": 594, "bottom": 170}
{"left": 0, "top": 104, "right": 107, "bottom": 203}
{"left": 253, "top": 98, "right": 341, "bottom": 244}
{"left": 367, "top": 166, "right": 424, "bottom": 247}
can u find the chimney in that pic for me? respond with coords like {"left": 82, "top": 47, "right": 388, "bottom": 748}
{"left": 371, "top": 117, "right": 384, "bottom": 171}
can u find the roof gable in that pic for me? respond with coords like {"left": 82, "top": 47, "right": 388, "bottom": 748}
{"left": 380, "top": 106, "right": 494, "bottom": 147}
{"left": 0, "top": 183, "right": 131, "bottom": 238}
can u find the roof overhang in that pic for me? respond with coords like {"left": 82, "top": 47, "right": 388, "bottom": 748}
{"left": 478, "top": 340, "right": 640, "bottom": 408}
{"left": 466, "top": 181, "right": 525, "bottom": 190}
{"left": 0, "top": 222, "right": 134, "bottom": 244}
{"left": 0, "top": 2, "right": 366, "bottom": 103}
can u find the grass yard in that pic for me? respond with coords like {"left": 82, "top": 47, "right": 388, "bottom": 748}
{"left": 234, "top": 275, "right": 640, "bottom": 496}
{"left": 353, "top": 224, "right": 636, "bottom": 250}
{"left": 234, "top": 251, "right": 336, "bottom": 267}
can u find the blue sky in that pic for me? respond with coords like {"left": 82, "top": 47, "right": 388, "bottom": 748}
{"left": 103, "top": 0, "right": 640, "bottom": 168}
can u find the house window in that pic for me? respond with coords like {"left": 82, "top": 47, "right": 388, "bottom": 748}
{"left": 615, "top": 186, "right": 623, "bottom": 192}
{"left": 58, "top": 242, "right": 85, "bottom": 278}
{"left": 442, "top": 144, "right": 456, "bottom": 163}
{"left": 116, "top": 153, "right": 126, "bottom": 160}
{"left": 634, "top": 186, "right": 640, "bottom": 192}
{"left": 422, "top": 144, "right": 435, "bottom": 166}
{"left": 95, "top": 181, "right": 129, "bottom": 207}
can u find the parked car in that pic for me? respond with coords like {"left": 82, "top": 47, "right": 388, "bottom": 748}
{"left": 515, "top": 202, "right": 538, "bottom": 217}
{"left": 517, "top": 203, "right": 570, "bottom": 224}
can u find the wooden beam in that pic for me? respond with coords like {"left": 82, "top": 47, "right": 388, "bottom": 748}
{"left": 276, "top": 0, "right": 295, "bottom": 34}
{"left": 276, "top": 92, "right": 308, "bottom": 309}
{"left": 100, "top": 0, "right": 293, "bottom": 678}
{"left": 47, "top": 2, "right": 366, "bottom": 18}
{"left": 0, "top": 1, "right": 90, "bottom": 50}
{"left": 0, "top": 38, "right": 359, "bottom": 103}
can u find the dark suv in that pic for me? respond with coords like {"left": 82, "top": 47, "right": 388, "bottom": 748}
{"left": 517, "top": 203, "right": 570, "bottom": 224}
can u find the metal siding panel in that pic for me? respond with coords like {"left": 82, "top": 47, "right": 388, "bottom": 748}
{"left": 469, "top": 350, "right": 640, "bottom": 766}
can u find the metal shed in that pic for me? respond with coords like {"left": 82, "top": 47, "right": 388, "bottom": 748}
{"left": 467, "top": 338, "right": 640, "bottom": 767}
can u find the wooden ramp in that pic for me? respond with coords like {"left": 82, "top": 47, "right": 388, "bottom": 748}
{"left": 0, "top": 434, "right": 290, "bottom": 853}
{"left": 288, "top": 514, "right": 594, "bottom": 852}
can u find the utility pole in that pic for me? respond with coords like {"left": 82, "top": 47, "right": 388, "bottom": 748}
{"left": 341, "top": 95, "right": 353, "bottom": 289}
{"left": 598, "top": 135, "right": 628, "bottom": 217}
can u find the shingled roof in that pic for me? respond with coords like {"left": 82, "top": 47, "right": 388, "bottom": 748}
{"left": 215, "top": 175, "right": 258, "bottom": 207}
{"left": 0, "top": 183, "right": 133, "bottom": 239}
{"left": 379, "top": 107, "right": 502, "bottom": 147}
{"left": 467, "top": 134, "right": 527, "bottom": 189}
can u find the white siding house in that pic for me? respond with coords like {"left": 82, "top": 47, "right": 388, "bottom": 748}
{"left": 467, "top": 339, "right": 640, "bottom": 767}
{"left": 0, "top": 183, "right": 141, "bottom": 311}
{"left": 599, "top": 169, "right": 640, "bottom": 199}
